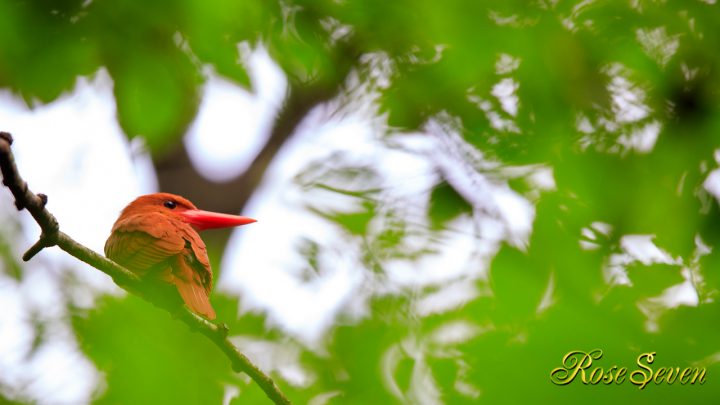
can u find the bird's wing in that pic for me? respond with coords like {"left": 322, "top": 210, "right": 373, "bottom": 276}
{"left": 104, "top": 213, "right": 186, "bottom": 272}
{"left": 105, "top": 212, "right": 217, "bottom": 319}
{"left": 178, "top": 227, "right": 213, "bottom": 292}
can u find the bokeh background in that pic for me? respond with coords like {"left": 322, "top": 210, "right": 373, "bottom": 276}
{"left": 1, "top": 0, "right": 720, "bottom": 404}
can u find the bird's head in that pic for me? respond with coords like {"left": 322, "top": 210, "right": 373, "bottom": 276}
{"left": 120, "top": 192, "right": 257, "bottom": 231}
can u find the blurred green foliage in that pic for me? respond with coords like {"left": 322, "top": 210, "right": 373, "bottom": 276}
{"left": 2, "top": 0, "right": 720, "bottom": 404}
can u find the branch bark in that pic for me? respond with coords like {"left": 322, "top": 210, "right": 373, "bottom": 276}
{"left": 0, "top": 131, "right": 291, "bottom": 405}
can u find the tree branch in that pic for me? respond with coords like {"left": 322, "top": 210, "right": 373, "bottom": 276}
{"left": 0, "top": 131, "right": 291, "bottom": 405}
{"left": 155, "top": 39, "right": 361, "bottom": 218}
{"left": 155, "top": 79, "right": 345, "bottom": 215}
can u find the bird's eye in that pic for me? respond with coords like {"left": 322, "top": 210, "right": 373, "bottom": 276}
{"left": 164, "top": 200, "right": 177, "bottom": 209}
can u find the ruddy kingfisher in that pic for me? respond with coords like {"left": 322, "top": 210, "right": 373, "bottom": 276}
{"left": 104, "top": 193, "right": 256, "bottom": 320}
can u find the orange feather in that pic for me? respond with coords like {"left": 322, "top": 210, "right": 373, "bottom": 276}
{"left": 104, "top": 193, "right": 256, "bottom": 319}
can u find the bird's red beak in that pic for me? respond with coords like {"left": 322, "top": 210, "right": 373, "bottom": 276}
{"left": 180, "top": 209, "right": 257, "bottom": 231}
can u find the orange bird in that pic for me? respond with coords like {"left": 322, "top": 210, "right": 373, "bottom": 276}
{"left": 104, "top": 193, "right": 256, "bottom": 320}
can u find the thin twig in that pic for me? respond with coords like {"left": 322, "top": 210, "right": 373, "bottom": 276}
{"left": 0, "top": 131, "right": 291, "bottom": 405}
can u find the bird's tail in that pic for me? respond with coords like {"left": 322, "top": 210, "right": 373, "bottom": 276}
{"left": 174, "top": 278, "right": 217, "bottom": 320}
{"left": 163, "top": 257, "right": 217, "bottom": 320}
